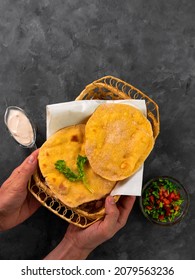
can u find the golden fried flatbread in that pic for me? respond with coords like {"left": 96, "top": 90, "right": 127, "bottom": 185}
{"left": 85, "top": 103, "right": 154, "bottom": 181}
{"left": 38, "top": 124, "right": 116, "bottom": 208}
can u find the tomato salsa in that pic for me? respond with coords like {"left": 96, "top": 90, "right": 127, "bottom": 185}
{"left": 142, "top": 178, "right": 184, "bottom": 223}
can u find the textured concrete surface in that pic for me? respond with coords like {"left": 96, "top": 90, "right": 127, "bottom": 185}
{"left": 0, "top": 0, "right": 195, "bottom": 259}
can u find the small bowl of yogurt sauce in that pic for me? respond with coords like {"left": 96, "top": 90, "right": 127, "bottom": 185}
{"left": 4, "top": 106, "right": 37, "bottom": 149}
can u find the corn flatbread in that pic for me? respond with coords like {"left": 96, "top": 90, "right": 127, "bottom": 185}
{"left": 85, "top": 103, "right": 154, "bottom": 181}
{"left": 38, "top": 124, "right": 116, "bottom": 208}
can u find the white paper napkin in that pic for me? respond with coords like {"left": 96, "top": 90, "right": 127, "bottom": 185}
{"left": 46, "top": 99, "right": 147, "bottom": 196}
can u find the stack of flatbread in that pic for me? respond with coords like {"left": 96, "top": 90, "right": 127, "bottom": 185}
{"left": 33, "top": 103, "right": 154, "bottom": 223}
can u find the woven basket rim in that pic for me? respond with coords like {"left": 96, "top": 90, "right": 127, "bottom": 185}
{"left": 28, "top": 176, "right": 100, "bottom": 228}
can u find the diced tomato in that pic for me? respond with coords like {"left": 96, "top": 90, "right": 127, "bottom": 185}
{"left": 159, "top": 195, "right": 164, "bottom": 201}
{"left": 159, "top": 215, "right": 165, "bottom": 220}
{"left": 164, "top": 206, "right": 171, "bottom": 216}
{"left": 163, "top": 198, "right": 170, "bottom": 205}
{"left": 166, "top": 209, "right": 171, "bottom": 216}
{"left": 149, "top": 195, "right": 155, "bottom": 203}
{"left": 164, "top": 191, "right": 169, "bottom": 197}
{"left": 146, "top": 205, "right": 153, "bottom": 210}
{"left": 159, "top": 186, "right": 165, "bottom": 195}
{"left": 174, "top": 194, "right": 180, "bottom": 200}
{"left": 169, "top": 192, "right": 176, "bottom": 200}
{"left": 174, "top": 205, "right": 180, "bottom": 211}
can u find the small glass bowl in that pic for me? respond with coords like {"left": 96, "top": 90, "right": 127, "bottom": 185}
{"left": 139, "top": 176, "right": 189, "bottom": 226}
{"left": 4, "top": 106, "right": 37, "bottom": 149}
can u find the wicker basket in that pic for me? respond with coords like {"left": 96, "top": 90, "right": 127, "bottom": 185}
{"left": 28, "top": 76, "right": 160, "bottom": 228}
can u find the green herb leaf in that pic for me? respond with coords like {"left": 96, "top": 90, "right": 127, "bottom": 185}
{"left": 55, "top": 160, "right": 79, "bottom": 182}
{"left": 77, "top": 155, "right": 88, "bottom": 179}
{"left": 55, "top": 155, "right": 93, "bottom": 193}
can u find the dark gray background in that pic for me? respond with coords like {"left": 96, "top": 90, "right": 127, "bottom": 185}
{"left": 0, "top": 0, "right": 194, "bottom": 260}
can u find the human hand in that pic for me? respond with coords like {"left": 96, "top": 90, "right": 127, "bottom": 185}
{"left": 44, "top": 195, "right": 136, "bottom": 259}
{"left": 0, "top": 149, "right": 40, "bottom": 231}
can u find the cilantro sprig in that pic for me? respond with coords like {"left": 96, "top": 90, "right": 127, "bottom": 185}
{"left": 55, "top": 155, "right": 93, "bottom": 193}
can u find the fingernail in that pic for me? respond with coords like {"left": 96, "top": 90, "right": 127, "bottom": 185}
{"left": 28, "top": 155, "right": 35, "bottom": 164}
{"left": 108, "top": 196, "right": 115, "bottom": 205}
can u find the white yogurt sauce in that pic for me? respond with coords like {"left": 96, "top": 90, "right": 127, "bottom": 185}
{"left": 6, "top": 109, "right": 34, "bottom": 146}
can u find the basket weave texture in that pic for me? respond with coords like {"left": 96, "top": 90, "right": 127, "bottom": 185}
{"left": 28, "top": 76, "right": 160, "bottom": 228}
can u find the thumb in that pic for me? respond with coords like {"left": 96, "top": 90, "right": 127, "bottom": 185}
{"left": 102, "top": 196, "right": 120, "bottom": 232}
{"left": 9, "top": 149, "right": 39, "bottom": 190}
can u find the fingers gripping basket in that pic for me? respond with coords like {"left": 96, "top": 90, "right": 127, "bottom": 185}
{"left": 28, "top": 76, "right": 160, "bottom": 228}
